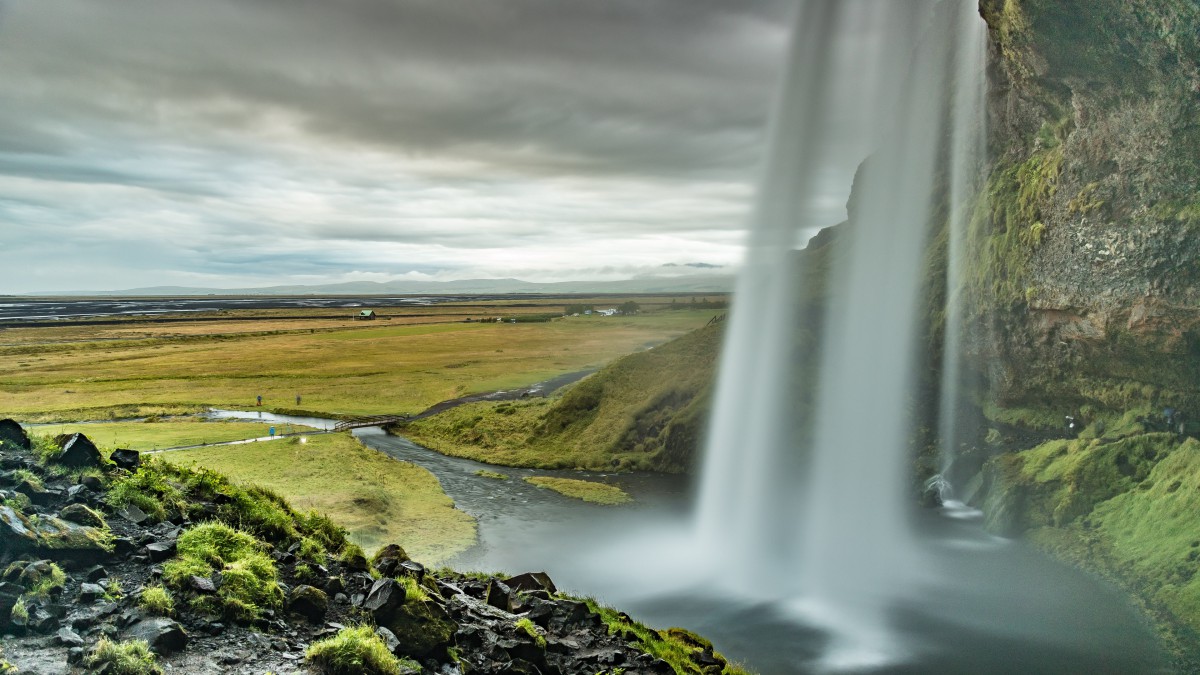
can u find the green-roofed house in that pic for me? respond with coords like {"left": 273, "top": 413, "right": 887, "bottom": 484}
{"left": 357, "top": 309, "right": 377, "bottom": 320}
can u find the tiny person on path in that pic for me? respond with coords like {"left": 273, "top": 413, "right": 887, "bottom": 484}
{"left": 296, "top": 394, "right": 302, "bottom": 406}
{"left": 257, "top": 395, "right": 262, "bottom": 406}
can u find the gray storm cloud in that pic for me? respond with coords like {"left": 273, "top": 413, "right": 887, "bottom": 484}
{"left": 0, "top": 0, "right": 853, "bottom": 293}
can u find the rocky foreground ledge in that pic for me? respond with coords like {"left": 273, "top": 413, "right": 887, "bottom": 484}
{"left": 0, "top": 420, "right": 745, "bottom": 675}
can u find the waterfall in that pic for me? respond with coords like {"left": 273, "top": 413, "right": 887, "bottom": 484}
{"left": 937, "top": 4, "right": 990, "bottom": 496}
{"left": 693, "top": 0, "right": 988, "bottom": 668}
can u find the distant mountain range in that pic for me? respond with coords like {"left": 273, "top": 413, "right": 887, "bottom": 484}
{"left": 35, "top": 275, "right": 734, "bottom": 297}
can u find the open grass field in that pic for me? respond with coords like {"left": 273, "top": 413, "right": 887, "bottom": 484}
{"left": 161, "top": 433, "right": 476, "bottom": 563}
{"left": 31, "top": 419, "right": 312, "bottom": 451}
{"left": 0, "top": 307, "right": 718, "bottom": 422}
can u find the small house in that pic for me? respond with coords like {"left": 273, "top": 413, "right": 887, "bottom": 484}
{"left": 597, "top": 308, "right": 617, "bottom": 317}
{"left": 357, "top": 310, "right": 377, "bottom": 320}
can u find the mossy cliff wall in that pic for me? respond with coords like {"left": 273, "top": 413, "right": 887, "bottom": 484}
{"left": 963, "top": 2, "right": 1200, "bottom": 661}
{"left": 967, "top": 0, "right": 1200, "bottom": 418}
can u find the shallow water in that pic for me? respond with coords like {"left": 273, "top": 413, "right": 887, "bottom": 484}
{"left": 361, "top": 432, "right": 1169, "bottom": 674}
{"left": 204, "top": 408, "right": 339, "bottom": 431}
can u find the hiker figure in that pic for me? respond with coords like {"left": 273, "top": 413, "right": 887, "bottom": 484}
{"left": 1065, "top": 415, "right": 1078, "bottom": 436}
{"left": 257, "top": 395, "right": 263, "bottom": 406}
{"left": 296, "top": 394, "right": 302, "bottom": 406}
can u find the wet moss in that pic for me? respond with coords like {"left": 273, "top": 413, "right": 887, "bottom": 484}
{"left": 305, "top": 624, "right": 408, "bottom": 675}
{"left": 162, "top": 521, "right": 282, "bottom": 622}
{"left": 378, "top": 601, "right": 455, "bottom": 661}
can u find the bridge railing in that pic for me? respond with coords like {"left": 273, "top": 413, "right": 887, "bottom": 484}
{"left": 332, "top": 415, "right": 408, "bottom": 432}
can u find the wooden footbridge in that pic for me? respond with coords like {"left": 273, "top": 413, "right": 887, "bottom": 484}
{"left": 332, "top": 415, "right": 409, "bottom": 432}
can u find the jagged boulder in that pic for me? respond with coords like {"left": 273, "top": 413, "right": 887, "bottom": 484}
{"left": 14, "top": 477, "right": 54, "bottom": 507}
{"left": 364, "top": 578, "right": 406, "bottom": 621}
{"left": 485, "top": 579, "right": 513, "bottom": 612}
{"left": 0, "top": 505, "right": 39, "bottom": 554}
{"left": 109, "top": 448, "right": 141, "bottom": 471}
{"left": 55, "top": 434, "right": 102, "bottom": 469}
{"left": 126, "top": 617, "right": 189, "bottom": 655}
{"left": 0, "top": 419, "right": 30, "bottom": 450}
{"left": 0, "top": 581, "right": 22, "bottom": 627}
{"left": 504, "top": 571, "right": 557, "bottom": 595}
{"left": 380, "top": 600, "right": 457, "bottom": 661}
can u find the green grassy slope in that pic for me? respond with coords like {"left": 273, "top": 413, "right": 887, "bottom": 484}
{"left": 399, "top": 319, "right": 724, "bottom": 472}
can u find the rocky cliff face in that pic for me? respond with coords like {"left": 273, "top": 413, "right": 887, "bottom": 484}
{"left": 959, "top": 2, "right": 1200, "bottom": 661}
{"left": 968, "top": 0, "right": 1200, "bottom": 416}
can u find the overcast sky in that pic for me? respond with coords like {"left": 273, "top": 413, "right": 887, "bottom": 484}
{"left": 0, "top": 0, "right": 855, "bottom": 293}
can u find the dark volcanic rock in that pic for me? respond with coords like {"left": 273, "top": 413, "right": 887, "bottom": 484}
{"left": 190, "top": 575, "right": 218, "bottom": 594}
{"left": 79, "top": 583, "right": 106, "bottom": 603}
{"left": 0, "top": 581, "right": 21, "bottom": 623}
{"left": 27, "top": 604, "right": 59, "bottom": 632}
{"left": 118, "top": 504, "right": 150, "bottom": 525}
{"left": 55, "top": 434, "right": 102, "bottom": 469}
{"left": 505, "top": 571, "right": 558, "bottom": 595}
{"left": 485, "top": 579, "right": 513, "bottom": 612}
{"left": 0, "top": 504, "right": 38, "bottom": 552}
{"left": 363, "top": 578, "right": 406, "bottom": 621}
{"left": 372, "top": 543, "right": 411, "bottom": 577}
{"left": 15, "top": 477, "right": 53, "bottom": 506}
{"left": 126, "top": 617, "right": 189, "bottom": 655}
{"left": 376, "top": 626, "right": 401, "bottom": 654}
{"left": 399, "top": 559, "right": 425, "bottom": 580}
{"left": 84, "top": 566, "right": 109, "bottom": 583}
{"left": 0, "top": 419, "right": 31, "bottom": 450}
{"left": 56, "top": 627, "right": 85, "bottom": 647}
{"left": 144, "top": 540, "right": 176, "bottom": 562}
{"left": 109, "top": 448, "right": 141, "bottom": 471}
{"left": 287, "top": 585, "right": 329, "bottom": 623}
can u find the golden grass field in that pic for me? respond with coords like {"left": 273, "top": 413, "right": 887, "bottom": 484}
{"left": 0, "top": 304, "right": 717, "bottom": 422}
{"left": 2, "top": 297, "right": 721, "bottom": 562}
{"left": 160, "top": 433, "right": 477, "bottom": 563}
{"left": 32, "top": 419, "right": 313, "bottom": 450}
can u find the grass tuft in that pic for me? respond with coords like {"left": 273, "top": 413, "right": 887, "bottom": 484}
{"left": 514, "top": 617, "right": 547, "bottom": 649}
{"left": 305, "top": 624, "right": 406, "bottom": 675}
{"left": 139, "top": 585, "right": 174, "bottom": 616}
{"left": 84, "top": 638, "right": 164, "bottom": 675}
{"left": 162, "top": 521, "right": 282, "bottom": 622}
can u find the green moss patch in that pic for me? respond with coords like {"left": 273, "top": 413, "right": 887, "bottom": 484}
{"left": 582, "top": 598, "right": 751, "bottom": 675}
{"left": 139, "top": 585, "right": 174, "bottom": 617}
{"left": 1088, "top": 440, "right": 1200, "bottom": 634}
{"left": 522, "top": 476, "right": 631, "bottom": 505}
{"left": 84, "top": 638, "right": 163, "bottom": 675}
{"left": 306, "top": 624, "right": 412, "bottom": 675}
{"left": 162, "top": 521, "right": 282, "bottom": 622}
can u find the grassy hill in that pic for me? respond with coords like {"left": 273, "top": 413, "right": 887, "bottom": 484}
{"left": 399, "top": 318, "right": 724, "bottom": 472}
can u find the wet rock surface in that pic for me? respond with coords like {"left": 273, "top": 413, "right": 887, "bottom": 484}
{"left": 0, "top": 422, "right": 729, "bottom": 674}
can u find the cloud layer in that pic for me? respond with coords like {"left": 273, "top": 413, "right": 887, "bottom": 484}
{"left": 0, "top": 0, "right": 824, "bottom": 293}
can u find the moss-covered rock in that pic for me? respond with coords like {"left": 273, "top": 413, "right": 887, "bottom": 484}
{"left": 379, "top": 600, "right": 456, "bottom": 661}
